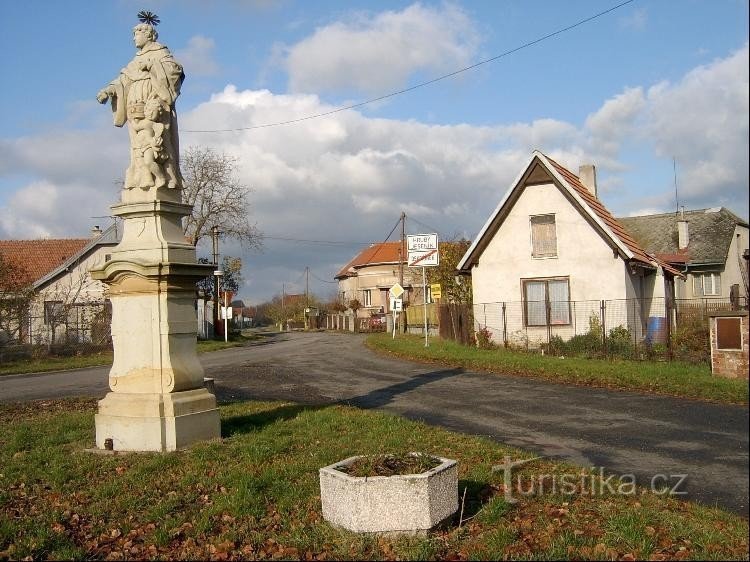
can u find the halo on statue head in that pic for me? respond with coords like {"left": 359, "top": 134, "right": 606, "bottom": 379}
{"left": 137, "top": 11, "right": 160, "bottom": 26}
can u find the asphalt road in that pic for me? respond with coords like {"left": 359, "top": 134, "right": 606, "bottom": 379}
{"left": 2, "top": 331, "right": 748, "bottom": 515}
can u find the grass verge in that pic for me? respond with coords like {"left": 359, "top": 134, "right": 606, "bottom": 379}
{"left": 366, "top": 333, "right": 749, "bottom": 405}
{"left": 0, "top": 398, "right": 747, "bottom": 560}
{"left": 0, "top": 334, "right": 258, "bottom": 377}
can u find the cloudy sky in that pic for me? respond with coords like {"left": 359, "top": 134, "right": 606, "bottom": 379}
{"left": 1, "top": 0, "right": 748, "bottom": 304}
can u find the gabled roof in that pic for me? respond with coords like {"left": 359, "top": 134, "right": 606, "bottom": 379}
{"left": 617, "top": 208, "right": 748, "bottom": 267}
{"left": 0, "top": 238, "right": 89, "bottom": 285}
{"left": 33, "top": 224, "right": 120, "bottom": 289}
{"left": 0, "top": 224, "right": 121, "bottom": 288}
{"left": 335, "top": 241, "right": 403, "bottom": 279}
{"left": 457, "top": 151, "right": 682, "bottom": 276}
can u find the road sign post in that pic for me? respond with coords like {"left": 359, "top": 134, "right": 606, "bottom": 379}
{"left": 407, "top": 234, "right": 439, "bottom": 347}
{"left": 389, "top": 284, "right": 405, "bottom": 338}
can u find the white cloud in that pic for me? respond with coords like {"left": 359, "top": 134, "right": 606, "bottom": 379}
{"left": 644, "top": 44, "right": 749, "bottom": 204}
{"left": 584, "top": 87, "right": 645, "bottom": 166}
{"left": 175, "top": 35, "right": 220, "bottom": 77}
{"left": 620, "top": 7, "right": 648, "bottom": 31}
{"left": 282, "top": 3, "right": 481, "bottom": 95}
{"left": 1, "top": 44, "right": 747, "bottom": 302}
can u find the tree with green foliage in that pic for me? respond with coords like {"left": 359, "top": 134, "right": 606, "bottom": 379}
{"left": 425, "top": 238, "right": 473, "bottom": 305}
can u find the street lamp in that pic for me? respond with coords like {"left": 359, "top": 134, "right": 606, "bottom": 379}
{"left": 213, "top": 269, "right": 227, "bottom": 342}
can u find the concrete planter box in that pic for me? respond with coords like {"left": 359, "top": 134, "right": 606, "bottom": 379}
{"left": 319, "top": 454, "right": 458, "bottom": 534}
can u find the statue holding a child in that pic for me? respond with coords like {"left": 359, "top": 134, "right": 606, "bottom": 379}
{"left": 97, "top": 11, "right": 184, "bottom": 194}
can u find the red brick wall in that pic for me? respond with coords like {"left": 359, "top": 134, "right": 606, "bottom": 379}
{"left": 710, "top": 315, "right": 749, "bottom": 379}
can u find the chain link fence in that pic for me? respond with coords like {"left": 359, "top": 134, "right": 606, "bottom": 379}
{"left": 471, "top": 297, "right": 748, "bottom": 364}
{"left": 0, "top": 303, "right": 112, "bottom": 363}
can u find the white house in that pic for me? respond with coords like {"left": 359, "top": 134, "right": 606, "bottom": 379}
{"left": 457, "top": 151, "right": 682, "bottom": 347}
{"left": 0, "top": 225, "right": 119, "bottom": 345}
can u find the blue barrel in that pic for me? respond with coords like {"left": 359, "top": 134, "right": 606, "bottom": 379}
{"left": 645, "top": 317, "right": 666, "bottom": 344}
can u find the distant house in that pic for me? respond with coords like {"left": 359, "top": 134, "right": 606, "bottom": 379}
{"left": 0, "top": 225, "right": 119, "bottom": 344}
{"left": 618, "top": 208, "right": 749, "bottom": 304}
{"left": 335, "top": 242, "right": 425, "bottom": 318}
{"left": 457, "top": 151, "right": 683, "bottom": 346}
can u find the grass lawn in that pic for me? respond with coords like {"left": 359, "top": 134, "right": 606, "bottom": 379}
{"left": 0, "top": 398, "right": 747, "bottom": 560}
{"left": 0, "top": 334, "right": 258, "bottom": 377}
{"left": 366, "top": 334, "right": 749, "bottom": 405}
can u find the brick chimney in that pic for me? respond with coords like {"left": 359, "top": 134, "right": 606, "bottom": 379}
{"left": 578, "top": 164, "right": 597, "bottom": 198}
{"left": 677, "top": 208, "right": 689, "bottom": 249}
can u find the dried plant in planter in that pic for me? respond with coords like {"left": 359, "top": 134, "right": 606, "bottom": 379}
{"left": 339, "top": 452, "right": 441, "bottom": 477}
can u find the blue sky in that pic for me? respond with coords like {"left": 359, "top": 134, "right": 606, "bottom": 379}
{"left": 1, "top": 0, "right": 748, "bottom": 303}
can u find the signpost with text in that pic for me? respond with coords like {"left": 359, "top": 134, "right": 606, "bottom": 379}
{"left": 407, "top": 234, "right": 439, "bottom": 346}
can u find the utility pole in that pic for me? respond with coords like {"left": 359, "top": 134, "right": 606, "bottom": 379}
{"left": 211, "top": 225, "right": 220, "bottom": 338}
{"left": 399, "top": 212, "right": 406, "bottom": 333}
{"left": 305, "top": 266, "right": 310, "bottom": 330}
{"left": 398, "top": 211, "right": 406, "bottom": 288}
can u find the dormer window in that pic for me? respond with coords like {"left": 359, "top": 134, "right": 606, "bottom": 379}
{"left": 530, "top": 214, "right": 557, "bottom": 258}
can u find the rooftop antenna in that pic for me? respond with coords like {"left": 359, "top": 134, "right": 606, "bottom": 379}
{"left": 673, "top": 157, "right": 679, "bottom": 215}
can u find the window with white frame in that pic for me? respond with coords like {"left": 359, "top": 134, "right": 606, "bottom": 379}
{"left": 530, "top": 214, "right": 557, "bottom": 258}
{"left": 523, "top": 278, "right": 570, "bottom": 326}
{"left": 363, "top": 289, "right": 372, "bottom": 307}
{"left": 693, "top": 272, "right": 721, "bottom": 297}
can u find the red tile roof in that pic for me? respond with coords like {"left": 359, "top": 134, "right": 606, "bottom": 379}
{"left": 544, "top": 154, "right": 655, "bottom": 266}
{"left": 543, "top": 154, "right": 684, "bottom": 277}
{"left": 0, "top": 238, "right": 89, "bottom": 285}
{"left": 336, "top": 241, "right": 404, "bottom": 278}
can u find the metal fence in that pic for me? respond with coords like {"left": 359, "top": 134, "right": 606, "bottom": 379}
{"left": 0, "top": 303, "right": 112, "bottom": 363}
{"left": 472, "top": 297, "right": 748, "bottom": 363}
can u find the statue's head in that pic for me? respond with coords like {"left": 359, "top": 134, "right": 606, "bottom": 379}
{"left": 133, "top": 23, "right": 158, "bottom": 48}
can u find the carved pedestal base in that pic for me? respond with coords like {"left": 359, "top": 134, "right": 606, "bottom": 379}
{"left": 90, "top": 200, "right": 220, "bottom": 452}
{"left": 95, "top": 389, "right": 220, "bottom": 451}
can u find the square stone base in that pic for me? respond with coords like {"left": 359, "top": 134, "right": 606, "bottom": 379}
{"left": 95, "top": 388, "right": 221, "bottom": 451}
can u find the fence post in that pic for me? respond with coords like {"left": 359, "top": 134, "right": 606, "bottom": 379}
{"left": 600, "top": 300, "right": 607, "bottom": 357}
{"left": 502, "top": 302, "right": 508, "bottom": 348}
{"left": 666, "top": 297, "right": 674, "bottom": 361}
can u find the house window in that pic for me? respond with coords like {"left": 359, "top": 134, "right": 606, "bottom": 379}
{"left": 523, "top": 278, "right": 570, "bottom": 326}
{"left": 530, "top": 214, "right": 557, "bottom": 258}
{"left": 339, "top": 291, "right": 346, "bottom": 304}
{"left": 44, "top": 301, "right": 63, "bottom": 325}
{"left": 363, "top": 289, "right": 372, "bottom": 307}
{"left": 693, "top": 272, "right": 721, "bottom": 296}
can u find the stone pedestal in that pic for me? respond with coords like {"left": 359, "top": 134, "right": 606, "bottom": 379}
{"left": 91, "top": 198, "right": 220, "bottom": 451}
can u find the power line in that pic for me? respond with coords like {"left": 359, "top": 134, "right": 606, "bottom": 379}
{"left": 183, "top": 0, "right": 634, "bottom": 134}
{"left": 408, "top": 216, "right": 445, "bottom": 238}
{"left": 357, "top": 215, "right": 402, "bottom": 268}
{"left": 309, "top": 269, "right": 338, "bottom": 284}
{"left": 263, "top": 235, "right": 371, "bottom": 247}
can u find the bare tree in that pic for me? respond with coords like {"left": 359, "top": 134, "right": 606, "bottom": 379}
{"left": 181, "top": 146, "right": 263, "bottom": 248}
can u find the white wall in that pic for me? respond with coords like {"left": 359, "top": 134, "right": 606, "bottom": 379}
{"left": 337, "top": 263, "right": 421, "bottom": 316}
{"left": 28, "top": 246, "right": 110, "bottom": 344}
{"left": 471, "top": 182, "right": 638, "bottom": 345}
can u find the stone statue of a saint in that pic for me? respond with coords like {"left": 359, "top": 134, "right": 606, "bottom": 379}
{"left": 97, "top": 18, "right": 184, "bottom": 193}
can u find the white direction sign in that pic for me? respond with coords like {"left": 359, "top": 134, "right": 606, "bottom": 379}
{"left": 389, "top": 283, "right": 405, "bottom": 299}
{"left": 407, "top": 233, "right": 439, "bottom": 267}
{"left": 389, "top": 297, "right": 403, "bottom": 312}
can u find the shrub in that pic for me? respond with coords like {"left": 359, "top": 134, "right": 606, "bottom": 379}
{"left": 672, "top": 314, "right": 710, "bottom": 364}
{"left": 607, "top": 325, "right": 635, "bottom": 359}
{"left": 474, "top": 326, "right": 497, "bottom": 350}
